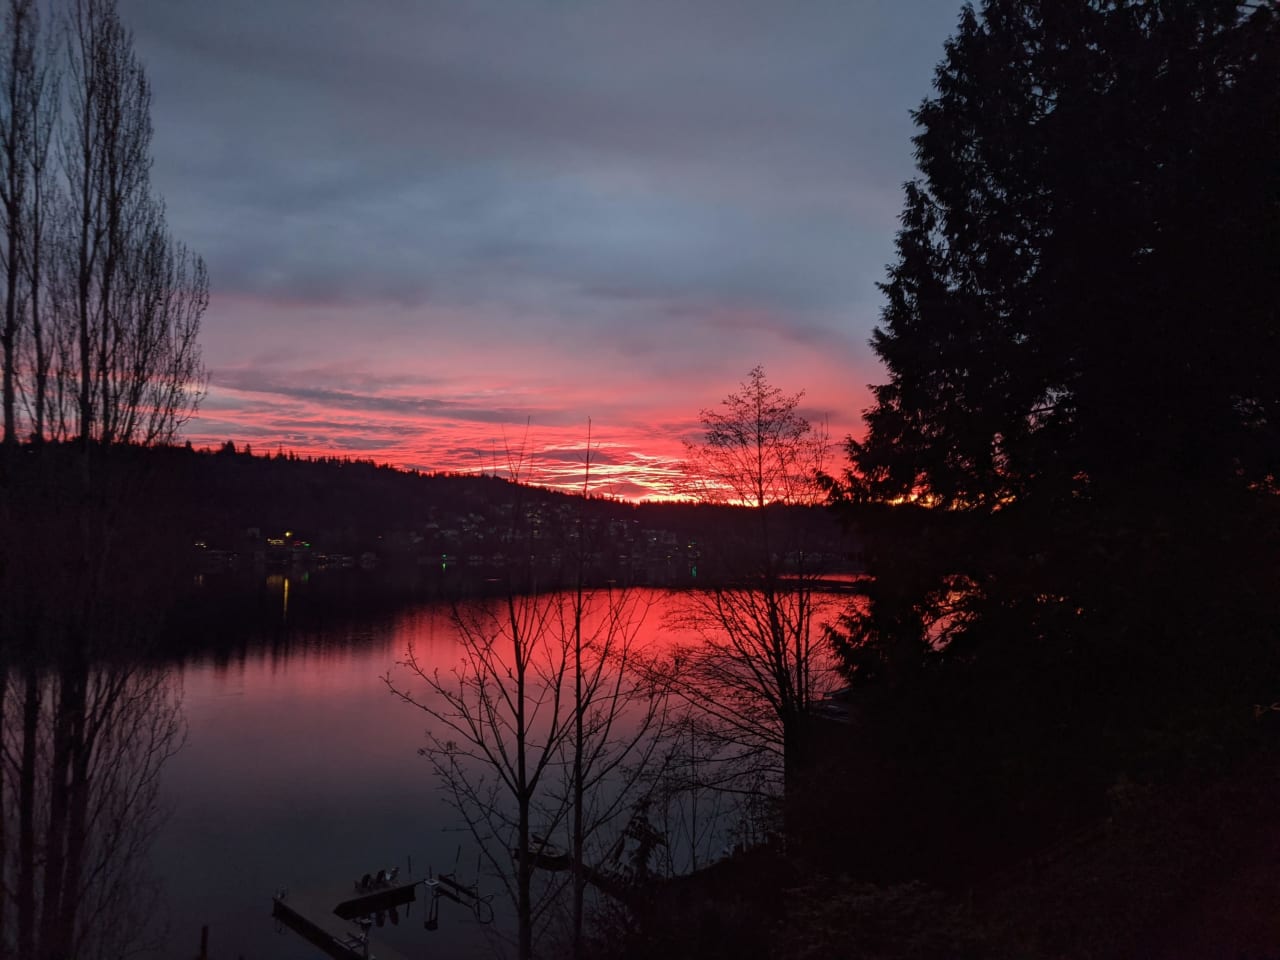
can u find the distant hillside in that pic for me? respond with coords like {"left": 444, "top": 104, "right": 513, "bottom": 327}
{"left": 3, "top": 442, "right": 861, "bottom": 590}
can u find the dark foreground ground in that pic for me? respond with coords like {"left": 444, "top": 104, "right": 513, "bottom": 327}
{"left": 983, "top": 752, "right": 1280, "bottom": 960}
{"left": 591, "top": 747, "right": 1280, "bottom": 960}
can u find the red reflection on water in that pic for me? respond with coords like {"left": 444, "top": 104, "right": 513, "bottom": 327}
{"left": 168, "top": 590, "right": 696, "bottom": 822}
{"left": 154, "top": 588, "right": 850, "bottom": 959}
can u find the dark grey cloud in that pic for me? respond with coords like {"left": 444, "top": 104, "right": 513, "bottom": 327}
{"left": 121, "top": 0, "right": 965, "bottom": 339}
{"left": 210, "top": 368, "right": 568, "bottom": 426}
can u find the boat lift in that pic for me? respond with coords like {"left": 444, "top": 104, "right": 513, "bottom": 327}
{"left": 271, "top": 865, "right": 420, "bottom": 960}
{"left": 423, "top": 869, "right": 495, "bottom": 930}
{"left": 272, "top": 854, "right": 497, "bottom": 959}
{"left": 422, "top": 847, "right": 495, "bottom": 931}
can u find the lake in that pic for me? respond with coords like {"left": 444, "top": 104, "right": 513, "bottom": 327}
{"left": 0, "top": 572, "right": 848, "bottom": 960}
{"left": 151, "top": 603, "right": 464, "bottom": 959}
{"left": 149, "top": 586, "right": 712, "bottom": 960}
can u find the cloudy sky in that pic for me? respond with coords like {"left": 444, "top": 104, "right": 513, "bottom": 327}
{"left": 118, "top": 0, "right": 966, "bottom": 499}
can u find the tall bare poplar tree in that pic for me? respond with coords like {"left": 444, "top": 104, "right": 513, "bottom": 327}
{"left": 0, "top": 0, "right": 206, "bottom": 451}
{"left": 60, "top": 0, "right": 204, "bottom": 450}
{"left": 19, "top": 5, "right": 58, "bottom": 444}
{"left": 0, "top": 0, "right": 38, "bottom": 448}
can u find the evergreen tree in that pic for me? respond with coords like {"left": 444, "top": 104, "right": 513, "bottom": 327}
{"left": 855, "top": 0, "right": 1279, "bottom": 510}
{"left": 841, "top": 0, "right": 1280, "bottom": 680}
{"left": 828, "top": 0, "right": 1280, "bottom": 870}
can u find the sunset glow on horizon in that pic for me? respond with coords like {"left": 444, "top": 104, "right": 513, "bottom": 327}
{"left": 181, "top": 307, "right": 876, "bottom": 500}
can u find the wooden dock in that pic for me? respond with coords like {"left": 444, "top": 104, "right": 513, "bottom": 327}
{"left": 271, "top": 878, "right": 419, "bottom": 960}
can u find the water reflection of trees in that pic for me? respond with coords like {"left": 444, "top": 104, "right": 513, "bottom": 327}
{"left": 389, "top": 585, "right": 669, "bottom": 960}
{"left": 0, "top": 657, "right": 183, "bottom": 960}
{"left": 1, "top": 455, "right": 188, "bottom": 960}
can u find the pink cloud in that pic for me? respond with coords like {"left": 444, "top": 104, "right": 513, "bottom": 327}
{"left": 185, "top": 294, "right": 874, "bottom": 500}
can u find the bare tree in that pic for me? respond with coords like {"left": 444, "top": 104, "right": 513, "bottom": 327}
{"left": 672, "top": 366, "right": 837, "bottom": 819}
{"left": 553, "top": 502, "right": 668, "bottom": 954}
{"left": 102, "top": 200, "right": 206, "bottom": 444}
{"left": 17, "top": 4, "right": 59, "bottom": 444}
{"left": 0, "top": 0, "right": 38, "bottom": 448}
{"left": 60, "top": 0, "right": 205, "bottom": 451}
{"left": 555, "top": 430, "right": 675, "bottom": 960}
{"left": 0, "top": 0, "right": 205, "bottom": 452}
{"left": 388, "top": 440, "right": 669, "bottom": 959}
{"left": 44, "top": 197, "right": 84, "bottom": 441}
{"left": 0, "top": 332, "right": 191, "bottom": 960}
{"left": 390, "top": 577, "right": 572, "bottom": 959}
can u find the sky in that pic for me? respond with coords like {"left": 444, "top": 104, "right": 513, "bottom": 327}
{"left": 119, "top": 0, "right": 967, "bottom": 500}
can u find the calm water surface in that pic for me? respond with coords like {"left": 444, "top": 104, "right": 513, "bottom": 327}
{"left": 151, "top": 591, "right": 689, "bottom": 960}
{"left": 155, "top": 603, "right": 490, "bottom": 959}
